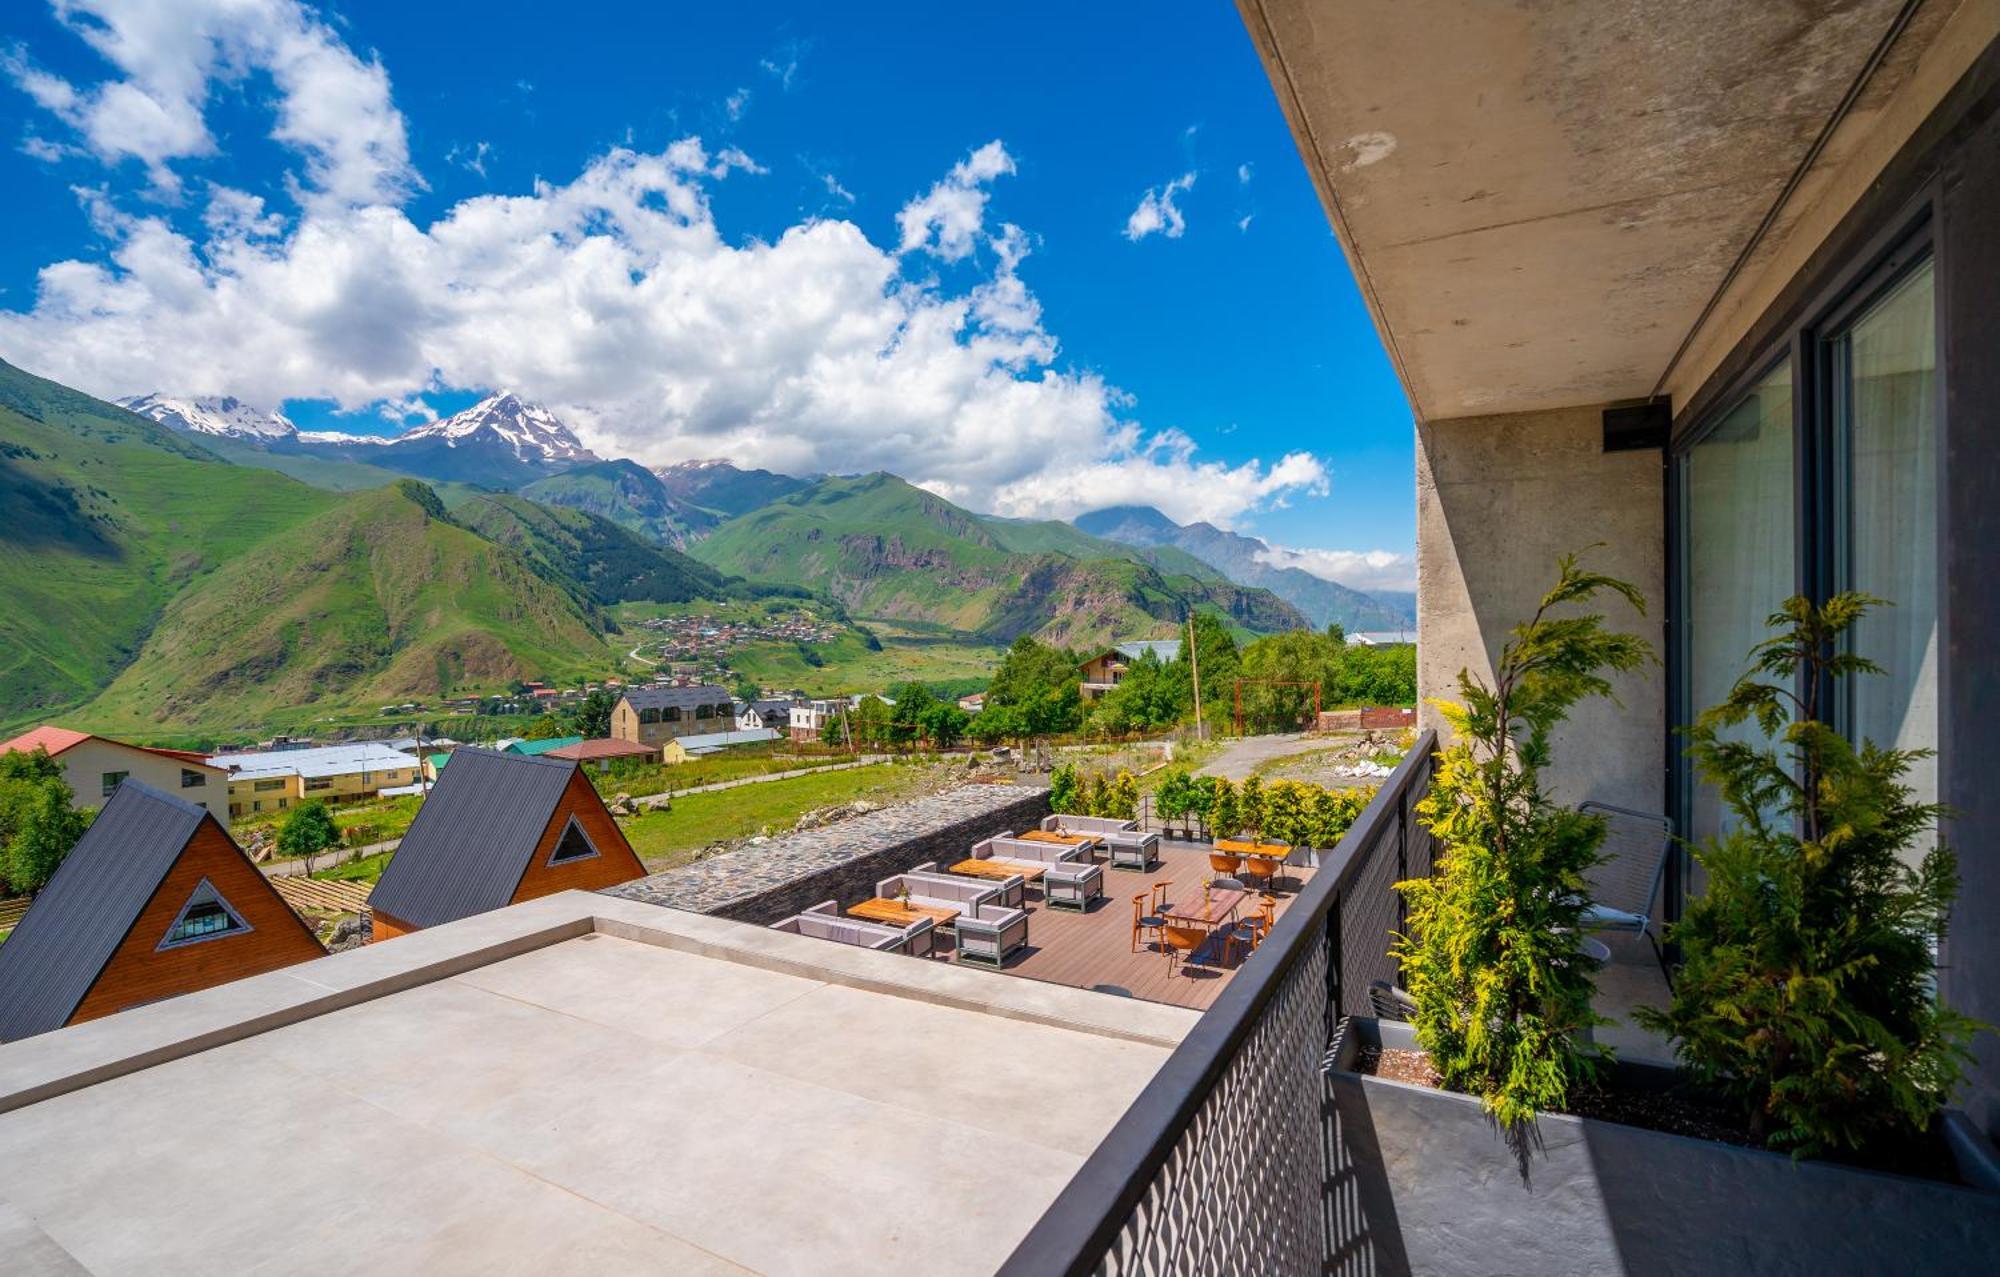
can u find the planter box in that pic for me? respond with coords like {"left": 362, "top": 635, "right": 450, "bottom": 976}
{"left": 1327, "top": 1017, "right": 2000, "bottom": 1276}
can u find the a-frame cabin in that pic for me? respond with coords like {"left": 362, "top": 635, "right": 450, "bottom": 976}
{"left": 367, "top": 747, "right": 645, "bottom": 940}
{"left": 0, "top": 780, "right": 325, "bottom": 1042}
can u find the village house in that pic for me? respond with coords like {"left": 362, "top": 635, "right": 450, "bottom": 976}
{"left": 608, "top": 684, "right": 737, "bottom": 747}
{"left": 735, "top": 697, "right": 800, "bottom": 732}
{"left": 661, "top": 727, "right": 783, "bottom": 763}
{"left": 1078, "top": 639, "right": 1182, "bottom": 701}
{"left": 209, "top": 741, "right": 422, "bottom": 820}
{"left": 0, "top": 726, "right": 230, "bottom": 831}
{"left": 0, "top": 780, "right": 322, "bottom": 1041}
{"left": 367, "top": 748, "right": 645, "bottom": 940}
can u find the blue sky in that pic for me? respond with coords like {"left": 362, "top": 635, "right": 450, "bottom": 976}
{"left": 0, "top": 1, "right": 1415, "bottom": 588}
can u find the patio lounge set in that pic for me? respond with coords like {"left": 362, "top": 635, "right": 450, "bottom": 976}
{"left": 764, "top": 810, "right": 1300, "bottom": 984}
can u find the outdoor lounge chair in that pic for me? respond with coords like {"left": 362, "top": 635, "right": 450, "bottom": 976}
{"left": 1043, "top": 860, "right": 1104, "bottom": 912}
{"left": 1103, "top": 829, "right": 1160, "bottom": 871}
{"left": 955, "top": 902, "right": 1030, "bottom": 966}
{"left": 1578, "top": 800, "right": 1674, "bottom": 981}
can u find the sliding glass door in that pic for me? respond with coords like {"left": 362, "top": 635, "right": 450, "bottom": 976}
{"left": 1681, "top": 361, "right": 1796, "bottom": 843}
{"left": 1674, "top": 243, "right": 1939, "bottom": 872}
{"left": 1833, "top": 260, "right": 1939, "bottom": 809}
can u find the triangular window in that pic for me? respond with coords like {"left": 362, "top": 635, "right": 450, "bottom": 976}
{"left": 158, "top": 878, "right": 254, "bottom": 949}
{"left": 547, "top": 816, "right": 600, "bottom": 866}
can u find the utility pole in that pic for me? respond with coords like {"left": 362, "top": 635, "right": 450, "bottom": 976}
{"left": 1187, "top": 614, "right": 1205, "bottom": 742}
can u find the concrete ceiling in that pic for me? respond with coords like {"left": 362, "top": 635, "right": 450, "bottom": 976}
{"left": 1239, "top": 0, "right": 1950, "bottom": 422}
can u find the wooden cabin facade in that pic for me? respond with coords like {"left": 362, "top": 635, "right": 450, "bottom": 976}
{"left": 368, "top": 748, "right": 645, "bottom": 940}
{"left": 0, "top": 781, "right": 324, "bottom": 1042}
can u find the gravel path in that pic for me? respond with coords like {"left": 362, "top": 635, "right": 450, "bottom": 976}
{"left": 1200, "top": 732, "right": 1327, "bottom": 780}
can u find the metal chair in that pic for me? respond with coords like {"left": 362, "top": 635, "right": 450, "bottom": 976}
{"left": 1131, "top": 893, "right": 1167, "bottom": 953}
{"left": 1578, "top": 800, "right": 1675, "bottom": 983}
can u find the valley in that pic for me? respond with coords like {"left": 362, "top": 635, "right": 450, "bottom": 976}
{"left": 2, "top": 359, "right": 1412, "bottom": 741}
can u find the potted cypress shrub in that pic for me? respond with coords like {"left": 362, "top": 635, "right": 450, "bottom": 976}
{"left": 1636, "top": 594, "right": 1986, "bottom": 1162}
{"left": 1325, "top": 581, "right": 2000, "bottom": 1274}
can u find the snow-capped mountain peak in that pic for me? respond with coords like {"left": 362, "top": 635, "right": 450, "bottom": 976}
{"left": 398, "top": 392, "right": 595, "bottom": 464}
{"left": 118, "top": 393, "right": 296, "bottom": 441}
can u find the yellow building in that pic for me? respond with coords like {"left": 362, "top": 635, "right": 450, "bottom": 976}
{"left": 212, "top": 743, "right": 423, "bottom": 820}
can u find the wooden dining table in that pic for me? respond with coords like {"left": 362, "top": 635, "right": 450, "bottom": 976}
{"left": 1213, "top": 838, "right": 1291, "bottom": 861}
{"left": 1163, "top": 888, "right": 1248, "bottom": 927}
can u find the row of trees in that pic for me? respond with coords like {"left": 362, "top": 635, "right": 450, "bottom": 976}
{"left": 964, "top": 615, "right": 1418, "bottom": 744}
{"left": 1047, "top": 762, "right": 1378, "bottom": 848}
{"left": 819, "top": 683, "right": 971, "bottom": 749}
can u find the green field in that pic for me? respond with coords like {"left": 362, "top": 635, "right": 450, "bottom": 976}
{"left": 584, "top": 749, "right": 863, "bottom": 800}
{"left": 618, "top": 761, "right": 943, "bottom": 868}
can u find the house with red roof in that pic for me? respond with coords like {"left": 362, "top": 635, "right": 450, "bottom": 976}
{"left": 0, "top": 726, "right": 231, "bottom": 832}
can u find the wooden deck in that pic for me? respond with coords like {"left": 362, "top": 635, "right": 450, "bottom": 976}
{"left": 932, "top": 839, "right": 1314, "bottom": 1012}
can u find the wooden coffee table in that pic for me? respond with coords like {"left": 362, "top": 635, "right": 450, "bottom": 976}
{"left": 849, "top": 899, "right": 959, "bottom": 928}
{"left": 950, "top": 858, "right": 1047, "bottom": 883}
{"left": 1020, "top": 830, "right": 1090, "bottom": 845}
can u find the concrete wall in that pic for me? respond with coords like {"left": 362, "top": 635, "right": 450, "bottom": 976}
{"left": 1415, "top": 405, "right": 1664, "bottom": 812}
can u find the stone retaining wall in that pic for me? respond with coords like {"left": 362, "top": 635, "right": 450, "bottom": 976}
{"left": 607, "top": 783, "right": 1051, "bottom": 924}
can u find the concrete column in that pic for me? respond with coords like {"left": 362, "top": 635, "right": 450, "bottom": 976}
{"left": 1415, "top": 405, "right": 1665, "bottom": 811}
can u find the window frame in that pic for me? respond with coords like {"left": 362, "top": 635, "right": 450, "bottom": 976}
{"left": 156, "top": 877, "right": 256, "bottom": 951}
{"left": 545, "top": 815, "right": 601, "bottom": 867}
{"left": 1666, "top": 208, "right": 1940, "bottom": 920}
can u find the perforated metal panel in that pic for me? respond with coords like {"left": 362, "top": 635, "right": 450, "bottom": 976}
{"left": 1097, "top": 930, "right": 1330, "bottom": 1277}
{"left": 1016, "top": 742, "right": 1437, "bottom": 1277}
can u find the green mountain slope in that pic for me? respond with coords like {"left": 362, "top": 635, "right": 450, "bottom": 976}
{"left": 518, "top": 459, "right": 715, "bottom": 547}
{"left": 689, "top": 472, "right": 1306, "bottom": 647}
{"left": 193, "top": 434, "right": 414, "bottom": 492}
{"left": 80, "top": 481, "right": 613, "bottom": 733}
{"left": 450, "top": 492, "right": 732, "bottom": 607}
{"left": 0, "top": 358, "right": 344, "bottom": 722}
{"left": 0, "top": 359, "right": 645, "bottom": 736}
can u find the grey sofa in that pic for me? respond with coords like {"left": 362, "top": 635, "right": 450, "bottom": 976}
{"left": 769, "top": 903, "right": 905, "bottom": 952}
{"left": 799, "top": 899, "right": 938, "bottom": 957}
{"left": 1103, "top": 830, "right": 1161, "bottom": 871}
{"left": 875, "top": 869, "right": 1005, "bottom": 920}
{"left": 1040, "top": 814, "right": 1136, "bottom": 837}
{"left": 955, "top": 902, "right": 1031, "bottom": 966}
{"left": 1043, "top": 860, "right": 1105, "bottom": 912}
{"left": 973, "top": 833, "right": 1089, "bottom": 875}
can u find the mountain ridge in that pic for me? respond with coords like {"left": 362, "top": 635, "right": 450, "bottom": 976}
{"left": 1074, "top": 504, "right": 1413, "bottom": 633}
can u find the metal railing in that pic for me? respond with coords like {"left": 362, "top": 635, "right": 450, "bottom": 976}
{"left": 998, "top": 731, "right": 1437, "bottom": 1277}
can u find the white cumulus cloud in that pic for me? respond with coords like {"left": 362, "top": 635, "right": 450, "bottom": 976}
{"left": 1124, "top": 171, "right": 1195, "bottom": 241}
{"left": 1254, "top": 544, "right": 1416, "bottom": 593}
{"left": 0, "top": 12, "right": 1327, "bottom": 533}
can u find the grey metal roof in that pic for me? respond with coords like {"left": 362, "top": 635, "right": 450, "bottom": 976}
{"left": 367, "top": 747, "right": 579, "bottom": 929}
{"left": 620, "top": 684, "right": 734, "bottom": 712}
{"left": 0, "top": 780, "right": 207, "bottom": 1042}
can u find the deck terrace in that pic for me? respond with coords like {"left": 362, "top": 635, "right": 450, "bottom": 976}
{"left": 954, "top": 838, "right": 1316, "bottom": 1012}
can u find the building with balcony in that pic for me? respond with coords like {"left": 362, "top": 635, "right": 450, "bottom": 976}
{"left": 1079, "top": 639, "right": 1182, "bottom": 701}
{"left": 3, "top": 5, "right": 1999, "bottom": 1274}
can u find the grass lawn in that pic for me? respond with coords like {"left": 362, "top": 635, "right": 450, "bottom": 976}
{"left": 618, "top": 761, "right": 943, "bottom": 869}
{"left": 237, "top": 792, "right": 426, "bottom": 856}
{"left": 585, "top": 748, "right": 866, "bottom": 800}
{"left": 314, "top": 850, "right": 394, "bottom": 885}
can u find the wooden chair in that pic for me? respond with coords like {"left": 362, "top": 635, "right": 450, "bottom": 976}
{"left": 1149, "top": 880, "right": 1174, "bottom": 914}
{"left": 1208, "top": 851, "right": 1243, "bottom": 877}
{"left": 1131, "top": 893, "right": 1167, "bottom": 953}
{"left": 1162, "top": 922, "right": 1212, "bottom": 976}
